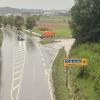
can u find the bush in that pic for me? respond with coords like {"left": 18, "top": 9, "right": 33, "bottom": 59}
{"left": 71, "top": 0, "right": 100, "bottom": 42}
{"left": 38, "top": 27, "right": 50, "bottom": 31}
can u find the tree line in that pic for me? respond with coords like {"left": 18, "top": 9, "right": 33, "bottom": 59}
{"left": 0, "top": 15, "right": 39, "bottom": 32}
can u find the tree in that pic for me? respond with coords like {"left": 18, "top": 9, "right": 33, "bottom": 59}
{"left": 71, "top": 0, "right": 100, "bottom": 42}
{"left": 26, "top": 16, "right": 36, "bottom": 32}
{"left": 7, "top": 15, "right": 15, "bottom": 27}
{"left": 15, "top": 16, "right": 24, "bottom": 30}
{"left": 2, "top": 16, "right": 8, "bottom": 27}
{"left": 0, "top": 16, "right": 2, "bottom": 28}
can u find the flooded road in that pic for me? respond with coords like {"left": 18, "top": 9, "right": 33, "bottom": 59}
{"left": 0, "top": 29, "right": 51, "bottom": 100}
{"left": 0, "top": 28, "right": 75, "bottom": 100}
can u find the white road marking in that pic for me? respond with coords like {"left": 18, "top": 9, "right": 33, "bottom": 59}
{"left": 12, "top": 85, "right": 19, "bottom": 90}
{"left": 15, "top": 54, "right": 25, "bottom": 58}
{"left": 45, "top": 69, "right": 48, "bottom": 76}
{"left": 14, "top": 66, "right": 23, "bottom": 70}
{"left": 42, "top": 58, "right": 45, "bottom": 62}
{"left": 43, "top": 63, "right": 46, "bottom": 67}
{"left": 14, "top": 76, "right": 22, "bottom": 81}
{"left": 14, "top": 69, "right": 23, "bottom": 74}
{"left": 11, "top": 40, "right": 26, "bottom": 100}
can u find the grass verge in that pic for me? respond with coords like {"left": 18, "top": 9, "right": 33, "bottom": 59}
{"left": 22, "top": 30, "right": 34, "bottom": 37}
{"left": 40, "top": 38, "right": 56, "bottom": 44}
{"left": 0, "top": 29, "right": 3, "bottom": 47}
{"left": 70, "top": 43, "right": 100, "bottom": 100}
{"left": 53, "top": 28, "right": 72, "bottom": 38}
{"left": 52, "top": 48, "right": 70, "bottom": 100}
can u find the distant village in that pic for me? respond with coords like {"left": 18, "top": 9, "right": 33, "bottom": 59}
{"left": 0, "top": 7, "right": 68, "bottom": 17}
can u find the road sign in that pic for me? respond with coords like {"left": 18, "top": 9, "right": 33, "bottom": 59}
{"left": 64, "top": 58, "right": 88, "bottom": 67}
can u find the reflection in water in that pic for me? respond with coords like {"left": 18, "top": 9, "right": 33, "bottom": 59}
{"left": 19, "top": 41, "right": 25, "bottom": 48}
{"left": 0, "top": 49, "right": 2, "bottom": 91}
{"left": 26, "top": 37, "right": 34, "bottom": 51}
{"left": 3, "top": 30, "right": 13, "bottom": 39}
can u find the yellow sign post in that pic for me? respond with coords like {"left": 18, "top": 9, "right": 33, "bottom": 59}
{"left": 64, "top": 58, "right": 88, "bottom": 67}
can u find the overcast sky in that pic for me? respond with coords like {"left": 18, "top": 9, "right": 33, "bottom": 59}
{"left": 0, "top": 0, "right": 74, "bottom": 10}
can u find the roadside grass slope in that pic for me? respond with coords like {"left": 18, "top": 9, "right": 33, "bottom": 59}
{"left": 52, "top": 48, "right": 70, "bottom": 100}
{"left": 0, "top": 29, "right": 3, "bottom": 47}
{"left": 70, "top": 43, "right": 100, "bottom": 100}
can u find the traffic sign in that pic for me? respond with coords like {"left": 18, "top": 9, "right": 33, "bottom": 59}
{"left": 64, "top": 58, "right": 88, "bottom": 67}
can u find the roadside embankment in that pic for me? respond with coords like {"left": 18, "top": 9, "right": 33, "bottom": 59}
{"left": 0, "top": 29, "right": 3, "bottom": 47}
{"left": 22, "top": 29, "right": 34, "bottom": 37}
{"left": 69, "top": 43, "right": 100, "bottom": 100}
{"left": 52, "top": 48, "right": 70, "bottom": 100}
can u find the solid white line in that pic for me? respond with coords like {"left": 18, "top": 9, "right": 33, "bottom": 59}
{"left": 45, "top": 69, "right": 48, "bottom": 76}
{"left": 48, "top": 51, "right": 59, "bottom": 100}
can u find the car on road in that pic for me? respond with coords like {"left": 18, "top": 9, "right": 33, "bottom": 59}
{"left": 17, "top": 36, "right": 25, "bottom": 41}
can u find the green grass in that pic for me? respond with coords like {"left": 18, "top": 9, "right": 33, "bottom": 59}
{"left": 32, "top": 16, "right": 72, "bottom": 39}
{"left": 52, "top": 48, "right": 70, "bottom": 100}
{"left": 53, "top": 28, "right": 72, "bottom": 38}
{"left": 0, "top": 29, "right": 3, "bottom": 47}
{"left": 39, "top": 28, "right": 72, "bottom": 44}
{"left": 33, "top": 27, "right": 72, "bottom": 38}
{"left": 40, "top": 38, "right": 55, "bottom": 44}
{"left": 32, "top": 27, "right": 43, "bottom": 34}
{"left": 70, "top": 43, "right": 100, "bottom": 100}
{"left": 22, "top": 30, "right": 34, "bottom": 37}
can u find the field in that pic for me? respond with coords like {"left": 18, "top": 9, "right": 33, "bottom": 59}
{"left": 38, "top": 16, "right": 69, "bottom": 23}
{"left": 69, "top": 43, "right": 100, "bottom": 100}
{"left": 33, "top": 16, "right": 72, "bottom": 38}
